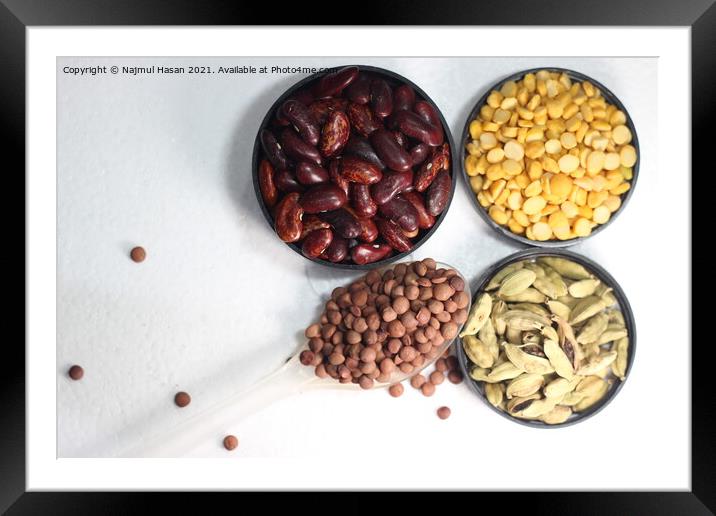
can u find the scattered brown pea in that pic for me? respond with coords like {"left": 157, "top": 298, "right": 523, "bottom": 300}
{"left": 410, "top": 374, "right": 426, "bottom": 389}
{"left": 429, "top": 370, "right": 445, "bottom": 385}
{"left": 130, "top": 246, "right": 146, "bottom": 263}
{"left": 223, "top": 435, "right": 239, "bottom": 451}
{"left": 388, "top": 383, "right": 404, "bottom": 397}
{"left": 174, "top": 391, "right": 191, "bottom": 408}
{"left": 435, "top": 358, "right": 448, "bottom": 372}
{"left": 421, "top": 382, "right": 436, "bottom": 397}
{"left": 448, "top": 370, "right": 464, "bottom": 384}
{"left": 68, "top": 365, "right": 84, "bottom": 380}
{"left": 437, "top": 406, "right": 451, "bottom": 420}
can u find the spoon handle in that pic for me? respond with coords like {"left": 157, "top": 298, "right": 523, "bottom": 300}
{"left": 119, "top": 354, "right": 317, "bottom": 457}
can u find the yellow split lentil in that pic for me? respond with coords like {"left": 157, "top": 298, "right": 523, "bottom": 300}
{"left": 465, "top": 69, "right": 636, "bottom": 241}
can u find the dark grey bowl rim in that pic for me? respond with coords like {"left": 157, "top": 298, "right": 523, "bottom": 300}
{"left": 457, "top": 248, "right": 637, "bottom": 428}
{"left": 459, "top": 67, "right": 641, "bottom": 248}
{"left": 252, "top": 64, "right": 458, "bottom": 270}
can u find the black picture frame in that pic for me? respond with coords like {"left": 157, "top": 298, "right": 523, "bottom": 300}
{"left": 4, "top": 0, "right": 708, "bottom": 513}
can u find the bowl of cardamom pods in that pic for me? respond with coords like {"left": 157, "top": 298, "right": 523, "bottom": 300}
{"left": 457, "top": 248, "right": 635, "bottom": 427}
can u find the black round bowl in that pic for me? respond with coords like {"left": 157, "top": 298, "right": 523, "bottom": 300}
{"left": 460, "top": 67, "right": 640, "bottom": 248}
{"left": 252, "top": 65, "right": 457, "bottom": 270}
{"left": 457, "top": 248, "right": 637, "bottom": 428}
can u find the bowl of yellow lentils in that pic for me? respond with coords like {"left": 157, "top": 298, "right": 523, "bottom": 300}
{"left": 461, "top": 68, "right": 639, "bottom": 246}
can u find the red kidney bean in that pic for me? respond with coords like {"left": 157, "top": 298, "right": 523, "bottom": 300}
{"left": 291, "top": 89, "right": 315, "bottom": 105}
{"left": 281, "top": 99, "right": 320, "bottom": 146}
{"left": 390, "top": 110, "right": 443, "bottom": 147}
{"left": 276, "top": 90, "right": 316, "bottom": 126}
{"left": 312, "top": 66, "right": 359, "bottom": 98}
{"left": 345, "top": 73, "right": 371, "bottom": 105}
{"left": 378, "top": 195, "right": 419, "bottom": 232}
{"left": 280, "top": 128, "right": 322, "bottom": 165}
{"left": 328, "top": 159, "right": 350, "bottom": 196}
{"left": 425, "top": 169, "right": 451, "bottom": 216}
{"left": 392, "top": 130, "right": 409, "bottom": 148}
{"left": 302, "top": 228, "right": 333, "bottom": 258}
{"left": 275, "top": 168, "right": 305, "bottom": 193}
{"left": 370, "top": 78, "right": 393, "bottom": 118}
{"left": 414, "top": 143, "right": 450, "bottom": 192}
{"left": 371, "top": 169, "right": 414, "bottom": 205}
{"left": 393, "top": 84, "right": 416, "bottom": 112}
{"left": 296, "top": 162, "right": 329, "bottom": 185}
{"left": 299, "top": 214, "right": 331, "bottom": 240}
{"left": 320, "top": 208, "right": 362, "bottom": 239}
{"left": 369, "top": 129, "right": 412, "bottom": 173}
{"left": 413, "top": 100, "right": 442, "bottom": 128}
{"left": 319, "top": 110, "right": 350, "bottom": 158}
{"left": 401, "top": 191, "right": 435, "bottom": 229}
{"left": 409, "top": 143, "right": 430, "bottom": 166}
{"left": 274, "top": 192, "right": 304, "bottom": 242}
{"left": 356, "top": 216, "right": 378, "bottom": 243}
{"left": 347, "top": 102, "right": 382, "bottom": 137}
{"left": 258, "top": 159, "right": 278, "bottom": 208}
{"left": 323, "top": 236, "right": 349, "bottom": 262}
{"left": 351, "top": 243, "right": 392, "bottom": 265}
{"left": 340, "top": 156, "right": 383, "bottom": 185}
{"left": 343, "top": 136, "right": 385, "bottom": 170}
{"left": 376, "top": 218, "right": 412, "bottom": 252}
{"left": 350, "top": 183, "right": 378, "bottom": 218}
{"left": 300, "top": 183, "right": 347, "bottom": 213}
{"left": 308, "top": 98, "right": 348, "bottom": 126}
{"left": 260, "top": 129, "right": 289, "bottom": 170}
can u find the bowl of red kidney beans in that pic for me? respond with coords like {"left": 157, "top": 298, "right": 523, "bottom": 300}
{"left": 252, "top": 65, "right": 457, "bottom": 269}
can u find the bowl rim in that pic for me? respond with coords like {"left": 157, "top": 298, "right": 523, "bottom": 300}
{"left": 457, "top": 247, "right": 637, "bottom": 428}
{"left": 251, "top": 64, "right": 458, "bottom": 270}
{"left": 459, "top": 66, "right": 641, "bottom": 248}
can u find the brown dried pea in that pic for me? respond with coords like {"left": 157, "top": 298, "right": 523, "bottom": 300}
{"left": 388, "top": 320, "right": 406, "bottom": 338}
{"left": 392, "top": 296, "right": 410, "bottom": 315}
{"left": 388, "top": 383, "right": 404, "bottom": 397}
{"left": 436, "top": 311, "right": 452, "bottom": 323}
{"left": 305, "top": 324, "right": 321, "bottom": 338}
{"left": 452, "top": 309, "right": 468, "bottom": 325}
{"left": 411, "top": 374, "right": 427, "bottom": 389}
{"left": 380, "top": 357, "right": 396, "bottom": 374}
{"left": 399, "top": 362, "right": 414, "bottom": 374}
{"left": 421, "top": 382, "right": 436, "bottom": 397}
{"left": 430, "top": 370, "right": 445, "bottom": 385}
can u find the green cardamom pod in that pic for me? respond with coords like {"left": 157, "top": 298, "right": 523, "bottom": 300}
{"left": 506, "top": 373, "right": 545, "bottom": 399}
{"left": 498, "top": 269, "right": 537, "bottom": 297}
{"left": 544, "top": 339, "right": 575, "bottom": 379}
{"left": 569, "top": 296, "right": 608, "bottom": 325}
{"left": 485, "top": 262, "right": 524, "bottom": 291}
{"left": 576, "top": 312, "right": 609, "bottom": 344}
{"left": 547, "top": 300, "right": 571, "bottom": 320}
{"left": 485, "top": 382, "right": 504, "bottom": 407}
{"left": 486, "top": 361, "right": 524, "bottom": 382}
{"left": 459, "top": 292, "right": 492, "bottom": 337}
{"left": 500, "top": 288, "right": 547, "bottom": 303}
{"left": 504, "top": 343, "right": 555, "bottom": 374}
{"left": 463, "top": 335, "right": 495, "bottom": 368}
{"left": 568, "top": 278, "right": 601, "bottom": 298}
{"left": 539, "top": 405, "right": 572, "bottom": 424}
{"left": 611, "top": 336, "right": 629, "bottom": 380}
{"left": 537, "top": 257, "right": 592, "bottom": 280}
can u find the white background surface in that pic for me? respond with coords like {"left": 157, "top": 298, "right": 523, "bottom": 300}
{"left": 30, "top": 27, "right": 690, "bottom": 490}
{"left": 58, "top": 54, "right": 668, "bottom": 452}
